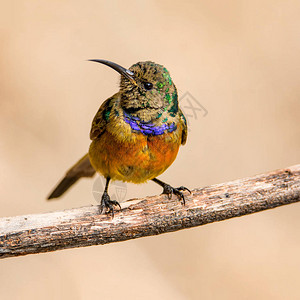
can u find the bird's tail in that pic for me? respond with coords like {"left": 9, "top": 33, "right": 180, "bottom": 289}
{"left": 47, "top": 153, "right": 96, "bottom": 200}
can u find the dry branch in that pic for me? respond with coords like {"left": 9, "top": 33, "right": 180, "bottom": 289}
{"left": 1, "top": 164, "right": 300, "bottom": 259}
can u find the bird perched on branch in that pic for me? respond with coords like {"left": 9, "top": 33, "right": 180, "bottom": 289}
{"left": 47, "top": 60, "right": 190, "bottom": 216}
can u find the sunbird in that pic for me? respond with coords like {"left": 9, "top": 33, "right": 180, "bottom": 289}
{"left": 48, "top": 60, "right": 190, "bottom": 216}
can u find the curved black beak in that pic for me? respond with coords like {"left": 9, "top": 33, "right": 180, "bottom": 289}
{"left": 88, "top": 59, "right": 136, "bottom": 84}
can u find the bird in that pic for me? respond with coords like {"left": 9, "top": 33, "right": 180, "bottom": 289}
{"left": 47, "top": 59, "right": 190, "bottom": 216}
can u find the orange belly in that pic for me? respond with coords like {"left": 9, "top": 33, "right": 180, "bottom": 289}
{"left": 89, "top": 130, "right": 181, "bottom": 183}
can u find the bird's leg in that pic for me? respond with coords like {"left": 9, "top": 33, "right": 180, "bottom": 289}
{"left": 99, "top": 177, "right": 121, "bottom": 217}
{"left": 152, "top": 178, "right": 191, "bottom": 205}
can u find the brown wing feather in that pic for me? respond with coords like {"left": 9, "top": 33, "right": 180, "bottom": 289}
{"left": 90, "top": 94, "right": 118, "bottom": 140}
{"left": 179, "top": 108, "right": 188, "bottom": 145}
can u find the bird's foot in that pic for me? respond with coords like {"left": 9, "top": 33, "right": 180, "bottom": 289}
{"left": 161, "top": 184, "right": 191, "bottom": 205}
{"left": 99, "top": 191, "right": 121, "bottom": 217}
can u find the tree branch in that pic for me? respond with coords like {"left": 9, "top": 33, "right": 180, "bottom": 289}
{"left": 1, "top": 164, "right": 300, "bottom": 259}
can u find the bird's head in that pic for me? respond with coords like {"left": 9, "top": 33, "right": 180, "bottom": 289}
{"left": 89, "top": 59, "right": 179, "bottom": 121}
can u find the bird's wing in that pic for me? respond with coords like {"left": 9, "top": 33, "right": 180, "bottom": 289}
{"left": 179, "top": 108, "right": 188, "bottom": 145}
{"left": 47, "top": 153, "right": 96, "bottom": 199}
{"left": 90, "top": 94, "right": 118, "bottom": 140}
{"left": 48, "top": 95, "right": 120, "bottom": 199}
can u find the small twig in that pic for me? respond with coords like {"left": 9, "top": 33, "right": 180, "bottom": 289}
{"left": 0, "top": 164, "right": 299, "bottom": 259}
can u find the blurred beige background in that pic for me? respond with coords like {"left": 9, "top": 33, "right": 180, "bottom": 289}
{"left": 1, "top": 1, "right": 300, "bottom": 299}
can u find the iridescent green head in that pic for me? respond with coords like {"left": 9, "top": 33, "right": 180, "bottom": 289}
{"left": 89, "top": 59, "right": 179, "bottom": 121}
{"left": 120, "top": 61, "right": 177, "bottom": 114}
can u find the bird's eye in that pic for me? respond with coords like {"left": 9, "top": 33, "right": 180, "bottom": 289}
{"left": 143, "top": 82, "right": 153, "bottom": 90}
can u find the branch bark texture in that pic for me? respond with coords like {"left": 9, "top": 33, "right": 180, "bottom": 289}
{"left": 0, "top": 164, "right": 300, "bottom": 259}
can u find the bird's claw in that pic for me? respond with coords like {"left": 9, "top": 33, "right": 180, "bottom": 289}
{"left": 99, "top": 192, "right": 121, "bottom": 217}
{"left": 162, "top": 184, "right": 191, "bottom": 205}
